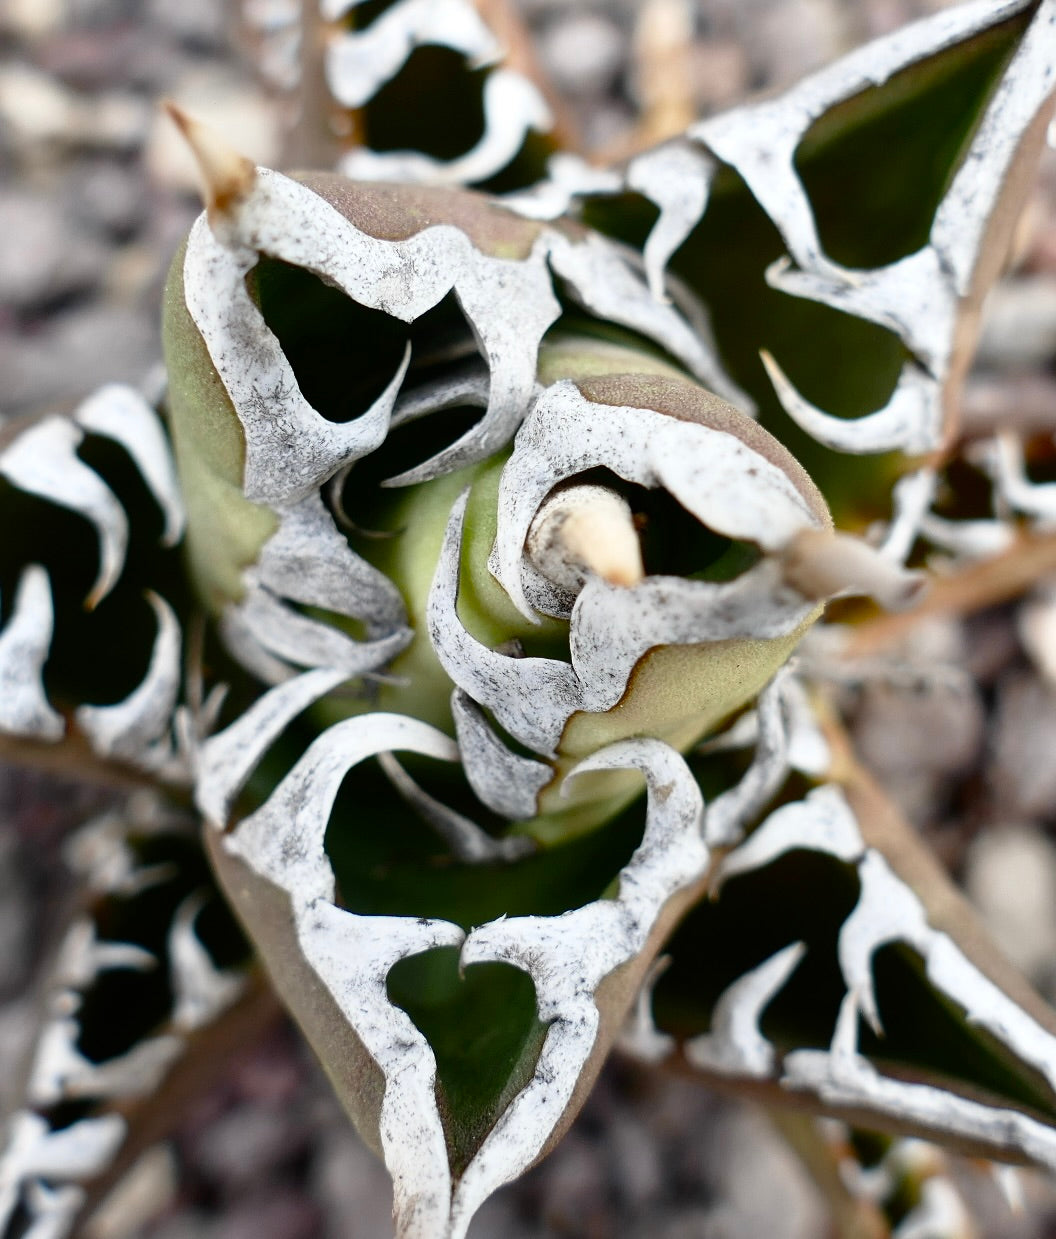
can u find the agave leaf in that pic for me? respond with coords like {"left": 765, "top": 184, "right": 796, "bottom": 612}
{"left": 569, "top": 0, "right": 1056, "bottom": 523}
{"left": 73, "top": 593, "right": 182, "bottom": 770}
{"left": 0, "top": 386, "right": 192, "bottom": 776}
{"left": 207, "top": 720, "right": 713, "bottom": 1239}
{"left": 171, "top": 167, "right": 560, "bottom": 508}
{"left": 0, "top": 796, "right": 260, "bottom": 1239}
{"left": 633, "top": 732, "right": 1056, "bottom": 1176}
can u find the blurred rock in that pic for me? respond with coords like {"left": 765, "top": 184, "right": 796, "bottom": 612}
{"left": 538, "top": 12, "right": 625, "bottom": 98}
{"left": 0, "top": 64, "right": 148, "bottom": 154}
{"left": 702, "top": 1108, "right": 827, "bottom": 1239}
{"left": 1018, "top": 584, "right": 1056, "bottom": 690}
{"left": 962, "top": 372, "right": 1056, "bottom": 437}
{"left": 67, "top": 160, "right": 148, "bottom": 239}
{"left": 0, "top": 831, "right": 33, "bottom": 998}
{"left": 977, "top": 276, "right": 1056, "bottom": 369}
{"left": 853, "top": 677, "right": 985, "bottom": 826}
{"left": 536, "top": 1129, "right": 609, "bottom": 1233}
{"left": 690, "top": 38, "right": 750, "bottom": 113}
{"left": 0, "top": 189, "right": 109, "bottom": 311}
{"left": 212, "top": 1189, "right": 320, "bottom": 1239}
{"left": 0, "top": 304, "right": 158, "bottom": 415}
{"left": 963, "top": 823, "right": 1056, "bottom": 991}
{"left": 990, "top": 672, "right": 1056, "bottom": 819}
{"left": 85, "top": 1146, "right": 178, "bottom": 1239}
{"left": 606, "top": 1111, "right": 664, "bottom": 1210}
{"left": 0, "top": 0, "right": 66, "bottom": 39}
{"left": 189, "top": 1102, "right": 311, "bottom": 1193}
{"left": 701, "top": 0, "right": 852, "bottom": 86}
{"left": 311, "top": 1127, "right": 395, "bottom": 1239}
{"left": 146, "top": 0, "right": 230, "bottom": 50}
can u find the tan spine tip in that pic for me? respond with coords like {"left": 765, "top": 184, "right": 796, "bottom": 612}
{"left": 163, "top": 101, "right": 257, "bottom": 232}
{"left": 781, "top": 528, "right": 927, "bottom": 612}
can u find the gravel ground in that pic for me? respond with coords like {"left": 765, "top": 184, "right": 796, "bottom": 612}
{"left": 4, "top": 2, "right": 1056, "bottom": 1237}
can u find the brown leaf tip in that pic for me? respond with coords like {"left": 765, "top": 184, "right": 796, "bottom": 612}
{"left": 163, "top": 102, "right": 257, "bottom": 232}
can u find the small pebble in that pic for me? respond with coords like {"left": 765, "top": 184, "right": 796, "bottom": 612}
{"left": 538, "top": 13, "right": 625, "bottom": 98}
{"left": 977, "top": 276, "right": 1056, "bottom": 369}
{"left": 990, "top": 672, "right": 1056, "bottom": 819}
{"left": 963, "top": 822, "right": 1056, "bottom": 991}
{"left": 0, "top": 190, "right": 109, "bottom": 311}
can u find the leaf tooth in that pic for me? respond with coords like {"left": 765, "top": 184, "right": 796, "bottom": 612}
{"left": 74, "top": 592, "right": 182, "bottom": 768}
{"left": 981, "top": 431, "right": 1056, "bottom": 524}
{"left": 227, "top": 583, "right": 411, "bottom": 680}
{"left": 764, "top": 251, "right": 953, "bottom": 378}
{"left": 501, "top": 152, "right": 623, "bottom": 221}
{"left": 624, "top": 140, "right": 716, "bottom": 301}
{"left": 617, "top": 955, "right": 676, "bottom": 1065}
{"left": 684, "top": 942, "right": 807, "bottom": 1078}
{"left": 569, "top": 566, "right": 815, "bottom": 715}
{"left": 761, "top": 350, "right": 943, "bottom": 457}
{"left": 0, "top": 1110, "right": 125, "bottom": 1236}
{"left": 0, "top": 416, "right": 127, "bottom": 607}
{"left": 881, "top": 468, "right": 939, "bottom": 566}
{"left": 390, "top": 363, "right": 489, "bottom": 431}
{"left": 450, "top": 689, "right": 551, "bottom": 820}
{"left": 840, "top": 846, "right": 1056, "bottom": 1103}
{"left": 196, "top": 667, "right": 350, "bottom": 827}
{"left": 167, "top": 892, "right": 245, "bottom": 1031}
{"left": 0, "top": 565, "right": 64, "bottom": 742}
{"left": 73, "top": 383, "right": 185, "bottom": 548}
{"left": 716, "top": 784, "right": 865, "bottom": 889}
{"left": 254, "top": 493, "right": 408, "bottom": 636}
{"left": 547, "top": 232, "right": 749, "bottom": 409}
{"left": 27, "top": 1015, "right": 183, "bottom": 1107}
{"left": 217, "top": 607, "right": 300, "bottom": 686}
{"left": 837, "top": 851, "right": 933, "bottom": 1037}
{"left": 381, "top": 236, "right": 560, "bottom": 488}
{"left": 704, "top": 668, "right": 791, "bottom": 848}
{"left": 52, "top": 920, "right": 155, "bottom": 990}
{"left": 781, "top": 993, "right": 1056, "bottom": 1174}
{"left": 2, "top": 1111, "right": 126, "bottom": 1184}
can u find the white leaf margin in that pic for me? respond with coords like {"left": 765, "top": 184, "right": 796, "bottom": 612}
{"left": 624, "top": 778, "right": 1056, "bottom": 1175}
{"left": 219, "top": 719, "right": 710, "bottom": 1238}
{"left": 513, "top": 0, "right": 1056, "bottom": 458}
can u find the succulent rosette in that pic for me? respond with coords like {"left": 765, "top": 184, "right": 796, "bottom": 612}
{"left": 159, "top": 131, "right": 888, "bottom": 1231}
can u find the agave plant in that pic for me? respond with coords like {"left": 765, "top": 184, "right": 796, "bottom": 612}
{"left": 3, "top": 1, "right": 1056, "bottom": 1235}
